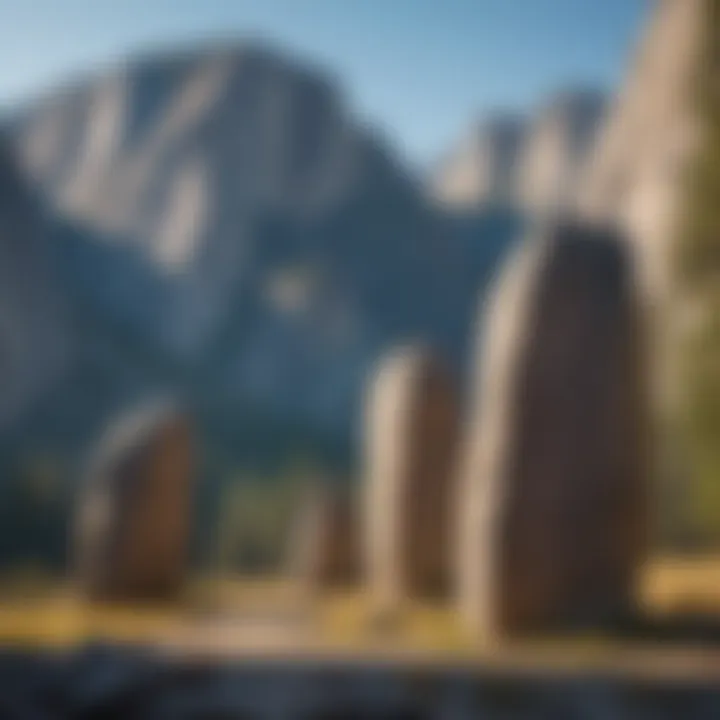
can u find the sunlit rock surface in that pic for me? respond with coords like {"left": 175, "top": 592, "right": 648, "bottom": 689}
{"left": 8, "top": 43, "right": 521, "bottom": 462}
{"left": 517, "top": 89, "right": 606, "bottom": 217}
{"left": 430, "top": 115, "right": 526, "bottom": 209}
{"left": 429, "top": 89, "right": 605, "bottom": 217}
{"left": 363, "top": 345, "right": 460, "bottom": 615}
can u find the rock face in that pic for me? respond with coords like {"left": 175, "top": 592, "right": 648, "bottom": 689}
{"left": 0, "top": 137, "right": 70, "bottom": 430}
{"left": 362, "top": 346, "right": 460, "bottom": 613}
{"left": 287, "top": 484, "right": 359, "bottom": 591}
{"left": 517, "top": 90, "right": 606, "bottom": 217}
{"left": 9, "top": 43, "right": 510, "bottom": 450}
{"left": 430, "top": 116, "right": 526, "bottom": 209}
{"left": 457, "top": 221, "right": 648, "bottom": 639}
{"left": 578, "top": 0, "right": 705, "bottom": 304}
{"left": 74, "top": 401, "right": 195, "bottom": 601}
{"left": 429, "top": 90, "right": 605, "bottom": 217}
{"left": 577, "top": 0, "right": 707, "bottom": 457}
{"left": 11, "top": 44, "right": 454, "bottom": 360}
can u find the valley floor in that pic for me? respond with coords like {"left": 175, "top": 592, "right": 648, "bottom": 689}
{"left": 0, "top": 557, "right": 718, "bottom": 682}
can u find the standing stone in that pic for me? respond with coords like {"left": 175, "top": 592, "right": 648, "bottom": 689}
{"left": 73, "top": 400, "right": 195, "bottom": 602}
{"left": 457, "top": 220, "right": 649, "bottom": 640}
{"left": 363, "top": 346, "right": 460, "bottom": 615}
{"left": 287, "top": 484, "right": 360, "bottom": 592}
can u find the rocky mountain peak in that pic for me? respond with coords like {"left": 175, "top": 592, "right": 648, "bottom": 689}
{"left": 430, "top": 113, "right": 526, "bottom": 209}
{"left": 429, "top": 88, "right": 606, "bottom": 216}
{"left": 516, "top": 87, "right": 606, "bottom": 217}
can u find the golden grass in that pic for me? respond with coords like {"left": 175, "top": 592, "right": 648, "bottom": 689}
{"left": 0, "top": 589, "right": 196, "bottom": 650}
{"left": 0, "top": 557, "right": 718, "bottom": 654}
{"left": 638, "top": 555, "right": 720, "bottom": 615}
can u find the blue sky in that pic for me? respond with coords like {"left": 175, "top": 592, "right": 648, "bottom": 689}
{"left": 0, "top": 0, "right": 649, "bottom": 163}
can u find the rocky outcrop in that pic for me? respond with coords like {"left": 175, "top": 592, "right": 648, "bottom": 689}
{"left": 429, "top": 90, "right": 605, "bottom": 217}
{"left": 578, "top": 0, "right": 705, "bottom": 304}
{"left": 517, "top": 89, "right": 606, "bottom": 217}
{"left": 577, "top": 0, "right": 708, "bottom": 470}
{"left": 457, "top": 221, "right": 649, "bottom": 640}
{"left": 430, "top": 116, "right": 526, "bottom": 209}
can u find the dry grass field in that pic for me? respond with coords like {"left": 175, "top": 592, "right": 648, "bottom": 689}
{"left": 0, "top": 556, "right": 718, "bottom": 661}
{"left": 638, "top": 556, "right": 720, "bottom": 616}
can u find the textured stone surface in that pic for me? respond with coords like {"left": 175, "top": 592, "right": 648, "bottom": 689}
{"left": 288, "top": 484, "right": 360, "bottom": 591}
{"left": 3, "top": 44, "right": 520, "bottom": 457}
{"left": 517, "top": 89, "right": 606, "bottom": 217}
{"left": 429, "top": 89, "right": 605, "bottom": 216}
{"left": 578, "top": 0, "right": 705, "bottom": 304}
{"left": 74, "top": 400, "right": 195, "bottom": 601}
{"left": 363, "top": 346, "right": 460, "bottom": 613}
{"left": 577, "top": 0, "right": 707, "bottom": 460}
{"left": 430, "top": 115, "right": 527, "bottom": 209}
{"left": 457, "top": 220, "right": 649, "bottom": 640}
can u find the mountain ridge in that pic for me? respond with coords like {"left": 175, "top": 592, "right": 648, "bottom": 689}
{"left": 429, "top": 87, "right": 607, "bottom": 215}
{"left": 2, "top": 42, "right": 525, "bottom": 476}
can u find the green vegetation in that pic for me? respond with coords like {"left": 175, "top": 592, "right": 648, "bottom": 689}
{"left": 674, "top": 0, "right": 720, "bottom": 544}
{"left": 211, "top": 462, "right": 321, "bottom": 576}
{"left": 0, "top": 437, "right": 340, "bottom": 582}
{"left": 0, "top": 450, "right": 72, "bottom": 575}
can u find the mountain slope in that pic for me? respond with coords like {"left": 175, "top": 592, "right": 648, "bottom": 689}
{"left": 0, "top": 136, "right": 70, "bottom": 432}
{"left": 8, "top": 43, "right": 522, "bottom": 468}
{"left": 16, "top": 44, "right": 424, "bottom": 357}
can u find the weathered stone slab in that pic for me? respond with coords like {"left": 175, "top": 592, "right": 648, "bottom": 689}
{"left": 362, "top": 346, "right": 460, "bottom": 614}
{"left": 457, "top": 220, "right": 649, "bottom": 640}
{"left": 287, "top": 484, "right": 360, "bottom": 592}
{"left": 73, "top": 400, "right": 195, "bottom": 602}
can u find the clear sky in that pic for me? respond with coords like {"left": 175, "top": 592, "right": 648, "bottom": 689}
{"left": 0, "top": 0, "right": 650, "bottom": 164}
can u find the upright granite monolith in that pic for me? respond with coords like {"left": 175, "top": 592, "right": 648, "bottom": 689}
{"left": 457, "top": 220, "right": 649, "bottom": 640}
{"left": 287, "top": 483, "right": 360, "bottom": 593}
{"left": 74, "top": 400, "right": 195, "bottom": 602}
{"left": 363, "top": 346, "right": 460, "bottom": 615}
